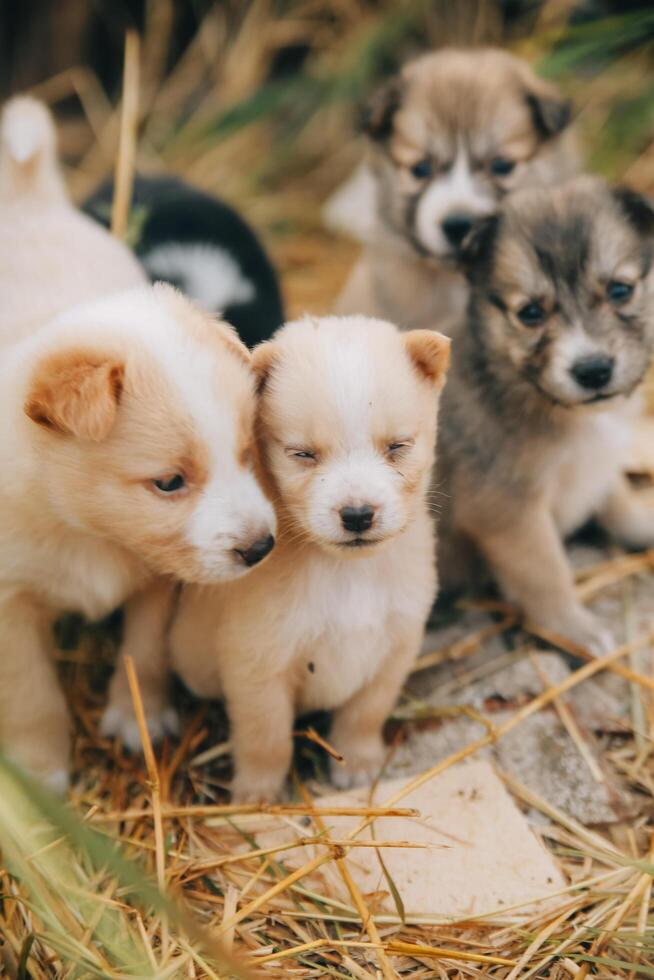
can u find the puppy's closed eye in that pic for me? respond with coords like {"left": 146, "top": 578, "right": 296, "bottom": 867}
{"left": 286, "top": 448, "right": 319, "bottom": 464}
{"left": 386, "top": 439, "right": 414, "bottom": 459}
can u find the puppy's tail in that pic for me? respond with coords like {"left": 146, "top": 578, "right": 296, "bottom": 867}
{"left": 0, "top": 96, "right": 67, "bottom": 203}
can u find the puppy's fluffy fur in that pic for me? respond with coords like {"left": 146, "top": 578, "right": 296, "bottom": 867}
{"left": 0, "top": 97, "right": 275, "bottom": 788}
{"left": 170, "top": 315, "right": 450, "bottom": 801}
{"left": 0, "top": 97, "right": 146, "bottom": 341}
{"left": 335, "top": 47, "right": 578, "bottom": 329}
{"left": 437, "top": 177, "right": 654, "bottom": 654}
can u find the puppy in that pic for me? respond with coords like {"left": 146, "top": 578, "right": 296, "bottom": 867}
{"left": 0, "top": 97, "right": 146, "bottom": 342}
{"left": 0, "top": 283, "right": 275, "bottom": 790}
{"left": 169, "top": 316, "right": 450, "bottom": 801}
{"left": 84, "top": 175, "right": 285, "bottom": 348}
{"left": 437, "top": 176, "right": 654, "bottom": 654}
{"left": 334, "top": 47, "right": 578, "bottom": 330}
{"left": 0, "top": 98, "right": 275, "bottom": 787}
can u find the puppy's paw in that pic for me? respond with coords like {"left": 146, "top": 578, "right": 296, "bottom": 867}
{"left": 330, "top": 736, "right": 386, "bottom": 791}
{"left": 230, "top": 770, "right": 286, "bottom": 804}
{"left": 543, "top": 606, "right": 615, "bottom": 659}
{"left": 100, "top": 701, "right": 179, "bottom": 751}
{"left": 6, "top": 744, "right": 70, "bottom": 796}
{"left": 616, "top": 509, "right": 654, "bottom": 551}
{"left": 43, "top": 768, "right": 70, "bottom": 797}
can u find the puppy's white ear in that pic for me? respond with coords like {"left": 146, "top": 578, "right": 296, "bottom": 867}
{"left": 251, "top": 341, "right": 279, "bottom": 394}
{"left": 404, "top": 330, "right": 450, "bottom": 390}
{"left": 25, "top": 349, "right": 124, "bottom": 441}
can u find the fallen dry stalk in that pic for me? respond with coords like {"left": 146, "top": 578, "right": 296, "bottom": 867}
{"left": 89, "top": 802, "right": 419, "bottom": 823}
{"left": 124, "top": 655, "right": 166, "bottom": 894}
{"left": 252, "top": 936, "right": 518, "bottom": 967}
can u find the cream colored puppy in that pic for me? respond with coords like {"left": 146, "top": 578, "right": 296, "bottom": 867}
{"left": 0, "top": 96, "right": 146, "bottom": 341}
{"left": 0, "top": 96, "right": 276, "bottom": 778}
{"left": 0, "top": 284, "right": 275, "bottom": 791}
{"left": 170, "top": 315, "right": 449, "bottom": 801}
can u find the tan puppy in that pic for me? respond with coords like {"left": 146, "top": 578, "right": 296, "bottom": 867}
{"left": 437, "top": 177, "right": 654, "bottom": 654}
{"left": 0, "top": 98, "right": 275, "bottom": 788}
{"left": 335, "top": 47, "right": 578, "bottom": 330}
{"left": 170, "top": 315, "right": 449, "bottom": 801}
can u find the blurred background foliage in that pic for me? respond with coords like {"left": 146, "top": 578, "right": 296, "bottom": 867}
{"left": 1, "top": 1, "right": 652, "bottom": 212}
{"left": 0, "top": 0, "right": 651, "bottom": 311}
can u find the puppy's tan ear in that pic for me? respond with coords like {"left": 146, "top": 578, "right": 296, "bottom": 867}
{"left": 404, "top": 330, "right": 450, "bottom": 390}
{"left": 361, "top": 78, "right": 404, "bottom": 141}
{"left": 25, "top": 349, "right": 124, "bottom": 441}
{"left": 251, "top": 341, "right": 279, "bottom": 394}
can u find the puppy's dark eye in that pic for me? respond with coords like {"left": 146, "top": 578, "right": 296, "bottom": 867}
{"left": 606, "top": 280, "right": 634, "bottom": 305}
{"left": 152, "top": 474, "right": 186, "bottom": 494}
{"left": 410, "top": 158, "right": 433, "bottom": 180}
{"left": 387, "top": 441, "right": 410, "bottom": 456}
{"left": 490, "top": 157, "right": 515, "bottom": 177}
{"left": 516, "top": 302, "right": 546, "bottom": 327}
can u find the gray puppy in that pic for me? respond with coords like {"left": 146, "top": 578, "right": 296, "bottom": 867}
{"left": 437, "top": 176, "right": 654, "bottom": 654}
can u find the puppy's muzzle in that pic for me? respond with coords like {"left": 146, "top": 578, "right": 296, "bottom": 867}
{"left": 235, "top": 533, "right": 275, "bottom": 567}
{"left": 570, "top": 355, "right": 614, "bottom": 391}
{"left": 340, "top": 505, "right": 375, "bottom": 534}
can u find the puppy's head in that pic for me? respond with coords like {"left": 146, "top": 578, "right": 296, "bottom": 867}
{"left": 24, "top": 284, "right": 275, "bottom": 582}
{"left": 363, "top": 47, "right": 576, "bottom": 263}
{"left": 252, "top": 316, "right": 449, "bottom": 556}
{"left": 462, "top": 177, "right": 654, "bottom": 407}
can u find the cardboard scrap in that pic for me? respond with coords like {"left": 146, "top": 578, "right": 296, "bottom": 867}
{"left": 256, "top": 760, "right": 565, "bottom": 919}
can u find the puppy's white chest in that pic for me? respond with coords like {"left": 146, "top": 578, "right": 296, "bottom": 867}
{"left": 550, "top": 408, "right": 630, "bottom": 536}
{"left": 30, "top": 536, "right": 143, "bottom": 620}
{"left": 290, "top": 553, "right": 424, "bottom": 712}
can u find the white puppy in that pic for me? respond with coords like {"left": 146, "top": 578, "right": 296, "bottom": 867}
{"left": 170, "top": 315, "right": 449, "bottom": 801}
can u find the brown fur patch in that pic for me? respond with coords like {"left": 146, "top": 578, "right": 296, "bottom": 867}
{"left": 25, "top": 348, "right": 124, "bottom": 441}
{"left": 404, "top": 330, "right": 450, "bottom": 386}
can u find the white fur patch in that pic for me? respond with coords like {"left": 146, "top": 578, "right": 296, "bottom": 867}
{"left": 143, "top": 243, "right": 256, "bottom": 314}
{"left": 415, "top": 145, "right": 494, "bottom": 256}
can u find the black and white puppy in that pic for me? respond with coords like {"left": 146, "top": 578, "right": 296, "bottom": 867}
{"left": 84, "top": 175, "right": 284, "bottom": 348}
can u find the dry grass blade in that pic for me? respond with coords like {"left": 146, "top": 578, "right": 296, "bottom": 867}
{"left": 124, "top": 655, "right": 165, "bottom": 894}
{"left": 111, "top": 30, "right": 140, "bottom": 239}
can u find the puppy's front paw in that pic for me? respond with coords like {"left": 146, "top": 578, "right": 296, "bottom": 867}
{"left": 330, "top": 735, "right": 386, "bottom": 791}
{"left": 616, "top": 509, "right": 654, "bottom": 551}
{"left": 230, "top": 770, "right": 286, "bottom": 804}
{"left": 100, "top": 700, "right": 179, "bottom": 751}
{"left": 541, "top": 605, "right": 615, "bottom": 659}
{"left": 6, "top": 736, "right": 70, "bottom": 796}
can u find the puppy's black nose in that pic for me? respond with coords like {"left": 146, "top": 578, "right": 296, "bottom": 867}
{"left": 441, "top": 213, "right": 474, "bottom": 248}
{"left": 236, "top": 534, "right": 275, "bottom": 567}
{"left": 571, "top": 355, "right": 614, "bottom": 391}
{"left": 340, "top": 505, "right": 375, "bottom": 534}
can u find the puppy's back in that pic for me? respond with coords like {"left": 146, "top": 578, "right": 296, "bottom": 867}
{"left": 0, "top": 97, "right": 145, "bottom": 348}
